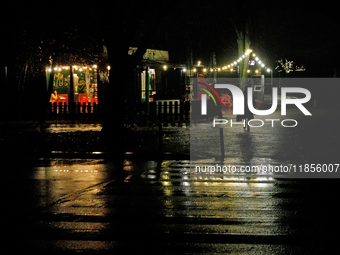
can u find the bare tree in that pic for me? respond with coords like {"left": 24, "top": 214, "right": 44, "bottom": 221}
{"left": 230, "top": 15, "right": 251, "bottom": 91}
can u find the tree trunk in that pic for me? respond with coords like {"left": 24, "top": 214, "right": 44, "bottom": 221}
{"left": 101, "top": 1, "right": 170, "bottom": 154}
{"left": 233, "top": 21, "right": 251, "bottom": 91}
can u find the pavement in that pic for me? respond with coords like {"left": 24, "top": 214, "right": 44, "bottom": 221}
{"left": 3, "top": 105, "right": 340, "bottom": 254}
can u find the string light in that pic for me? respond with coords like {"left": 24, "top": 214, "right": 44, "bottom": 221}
{"left": 47, "top": 65, "right": 98, "bottom": 72}
{"left": 213, "top": 49, "right": 270, "bottom": 73}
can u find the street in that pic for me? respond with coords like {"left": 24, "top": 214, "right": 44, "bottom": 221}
{"left": 5, "top": 157, "right": 339, "bottom": 254}
{"left": 3, "top": 106, "right": 340, "bottom": 254}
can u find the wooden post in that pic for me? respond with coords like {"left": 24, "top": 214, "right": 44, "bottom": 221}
{"left": 158, "top": 102, "right": 162, "bottom": 122}
{"left": 169, "top": 101, "right": 173, "bottom": 124}
{"left": 87, "top": 103, "right": 91, "bottom": 116}
{"left": 174, "top": 101, "right": 178, "bottom": 121}
{"left": 53, "top": 102, "right": 57, "bottom": 116}
{"left": 58, "top": 103, "right": 63, "bottom": 117}
{"left": 82, "top": 102, "right": 86, "bottom": 114}
{"left": 64, "top": 102, "right": 68, "bottom": 115}
{"left": 63, "top": 102, "right": 67, "bottom": 117}
{"left": 219, "top": 127, "right": 225, "bottom": 161}
{"left": 163, "top": 101, "right": 168, "bottom": 126}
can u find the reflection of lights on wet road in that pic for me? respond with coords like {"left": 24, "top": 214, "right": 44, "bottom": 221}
{"left": 54, "top": 169, "right": 99, "bottom": 173}
{"left": 45, "top": 124, "right": 102, "bottom": 133}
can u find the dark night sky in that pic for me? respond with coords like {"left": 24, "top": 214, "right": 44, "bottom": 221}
{"left": 2, "top": 2, "right": 340, "bottom": 77}
{"left": 172, "top": 2, "right": 339, "bottom": 74}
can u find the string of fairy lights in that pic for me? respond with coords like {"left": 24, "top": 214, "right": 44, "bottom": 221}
{"left": 192, "top": 49, "right": 271, "bottom": 74}
{"left": 46, "top": 65, "right": 99, "bottom": 72}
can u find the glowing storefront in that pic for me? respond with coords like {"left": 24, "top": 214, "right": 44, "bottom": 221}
{"left": 46, "top": 65, "right": 99, "bottom": 105}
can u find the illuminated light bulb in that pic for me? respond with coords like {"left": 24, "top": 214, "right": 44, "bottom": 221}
{"left": 230, "top": 68, "right": 233, "bottom": 71}
{"left": 233, "top": 61, "right": 237, "bottom": 65}
{"left": 261, "top": 63, "right": 265, "bottom": 67}
{"left": 93, "top": 65, "right": 97, "bottom": 68}
{"left": 255, "top": 70, "right": 259, "bottom": 73}
{"left": 218, "top": 68, "right": 221, "bottom": 71}
{"left": 247, "top": 70, "right": 250, "bottom": 73}
{"left": 79, "top": 68, "right": 83, "bottom": 72}
{"left": 228, "top": 65, "right": 230, "bottom": 68}
{"left": 53, "top": 67, "right": 57, "bottom": 71}
{"left": 163, "top": 65, "right": 167, "bottom": 70}
{"left": 255, "top": 57, "right": 259, "bottom": 61}
{"left": 258, "top": 60, "right": 262, "bottom": 64}
{"left": 210, "top": 68, "right": 213, "bottom": 72}
{"left": 182, "top": 68, "right": 186, "bottom": 72}
{"left": 197, "top": 61, "right": 201, "bottom": 66}
{"left": 107, "top": 65, "right": 111, "bottom": 70}
{"left": 203, "top": 68, "right": 207, "bottom": 72}
{"left": 47, "top": 68, "right": 51, "bottom": 72}
{"left": 267, "top": 68, "right": 271, "bottom": 72}
{"left": 242, "top": 54, "right": 245, "bottom": 58}
{"left": 193, "top": 68, "right": 197, "bottom": 72}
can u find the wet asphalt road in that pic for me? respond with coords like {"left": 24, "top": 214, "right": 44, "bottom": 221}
{"left": 5, "top": 158, "right": 339, "bottom": 254}
{"left": 3, "top": 106, "right": 340, "bottom": 254}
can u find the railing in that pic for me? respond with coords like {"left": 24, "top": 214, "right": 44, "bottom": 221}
{"left": 48, "top": 102, "right": 99, "bottom": 120}
{"left": 148, "top": 101, "right": 190, "bottom": 123}
{"left": 48, "top": 101, "right": 191, "bottom": 122}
